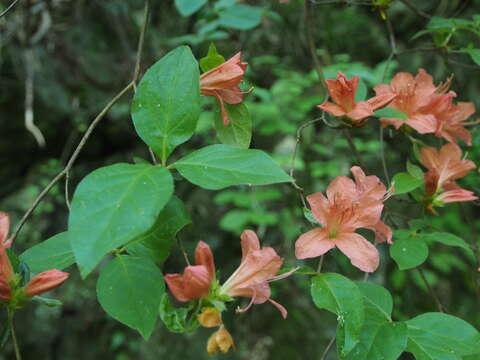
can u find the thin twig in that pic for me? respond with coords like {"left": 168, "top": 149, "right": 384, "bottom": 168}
{"left": 379, "top": 126, "right": 390, "bottom": 186}
{"left": 8, "top": 309, "right": 21, "bottom": 360}
{"left": 132, "top": 0, "right": 149, "bottom": 89}
{"left": 320, "top": 336, "right": 335, "bottom": 360}
{"left": 304, "top": 0, "right": 326, "bottom": 95}
{"left": 11, "top": 81, "right": 135, "bottom": 242}
{"left": 11, "top": 0, "right": 151, "bottom": 242}
{"left": 289, "top": 117, "right": 323, "bottom": 208}
{"left": 0, "top": 0, "right": 19, "bottom": 18}
{"left": 417, "top": 268, "right": 446, "bottom": 313}
{"left": 316, "top": 255, "right": 324, "bottom": 273}
{"left": 399, "top": 0, "right": 431, "bottom": 19}
{"left": 24, "top": 49, "right": 45, "bottom": 147}
{"left": 342, "top": 129, "right": 367, "bottom": 171}
{"left": 64, "top": 170, "right": 71, "bottom": 210}
{"left": 178, "top": 237, "right": 191, "bottom": 266}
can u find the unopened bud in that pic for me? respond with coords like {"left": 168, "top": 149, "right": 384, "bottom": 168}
{"left": 198, "top": 307, "right": 222, "bottom": 328}
{"left": 207, "top": 325, "right": 235, "bottom": 355}
{"left": 24, "top": 270, "right": 69, "bottom": 297}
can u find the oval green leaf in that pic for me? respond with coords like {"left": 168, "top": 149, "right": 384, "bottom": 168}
{"left": 20, "top": 232, "right": 75, "bottom": 273}
{"left": 173, "top": 144, "right": 292, "bottom": 190}
{"left": 392, "top": 172, "right": 423, "bottom": 195}
{"left": 68, "top": 163, "right": 173, "bottom": 278}
{"left": 132, "top": 46, "right": 201, "bottom": 163}
{"left": 127, "top": 196, "right": 191, "bottom": 264}
{"left": 96, "top": 255, "right": 165, "bottom": 339}
{"left": 342, "top": 283, "right": 407, "bottom": 360}
{"left": 390, "top": 230, "right": 429, "bottom": 270}
{"left": 214, "top": 103, "right": 252, "bottom": 148}
{"left": 406, "top": 312, "right": 480, "bottom": 359}
{"left": 311, "top": 273, "right": 364, "bottom": 356}
{"left": 174, "top": 0, "right": 207, "bottom": 16}
{"left": 218, "top": 5, "right": 263, "bottom": 30}
{"left": 423, "top": 232, "right": 474, "bottom": 258}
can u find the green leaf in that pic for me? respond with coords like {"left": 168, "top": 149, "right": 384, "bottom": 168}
{"left": 218, "top": 5, "right": 263, "bottom": 30}
{"left": 20, "top": 232, "right": 75, "bottom": 273}
{"left": 374, "top": 108, "right": 408, "bottom": 120}
{"left": 159, "top": 294, "right": 199, "bottom": 333}
{"left": 341, "top": 283, "right": 407, "bottom": 360}
{"left": 96, "top": 255, "right": 165, "bottom": 339}
{"left": 392, "top": 172, "right": 423, "bottom": 195}
{"left": 406, "top": 312, "right": 480, "bottom": 359}
{"left": 174, "top": 0, "right": 207, "bottom": 16}
{"left": 173, "top": 144, "right": 292, "bottom": 190}
{"left": 200, "top": 43, "right": 225, "bottom": 72}
{"left": 423, "top": 232, "right": 474, "bottom": 258}
{"left": 69, "top": 163, "right": 173, "bottom": 278}
{"left": 354, "top": 79, "right": 367, "bottom": 102}
{"left": 461, "top": 48, "right": 480, "bottom": 66}
{"left": 132, "top": 46, "right": 201, "bottom": 163}
{"left": 127, "top": 196, "right": 191, "bottom": 264}
{"left": 311, "top": 273, "right": 364, "bottom": 355}
{"left": 407, "top": 160, "right": 424, "bottom": 180}
{"left": 214, "top": 103, "right": 252, "bottom": 148}
{"left": 390, "top": 230, "right": 429, "bottom": 270}
{"left": 32, "top": 296, "right": 63, "bottom": 307}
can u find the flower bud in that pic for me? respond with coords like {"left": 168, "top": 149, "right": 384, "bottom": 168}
{"left": 207, "top": 326, "right": 235, "bottom": 355}
{"left": 198, "top": 307, "right": 222, "bottom": 328}
{"left": 24, "top": 270, "right": 69, "bottom": 297}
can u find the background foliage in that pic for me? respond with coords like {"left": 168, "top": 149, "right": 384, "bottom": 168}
{"left": 0, "top": 0, "right": 479, "bottom": 359}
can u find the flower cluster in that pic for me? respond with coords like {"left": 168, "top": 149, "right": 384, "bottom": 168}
{"left": 0, "top": 212, "right": 69, "bottom": 305}
{"left": 165, "top": 230, "right": 294, "bottom": 355}
{"left": 295, "top": 167, "right": 392, "bottom": 273}
{"left": 375, "top": 69, "right": 475, "bottom": 145}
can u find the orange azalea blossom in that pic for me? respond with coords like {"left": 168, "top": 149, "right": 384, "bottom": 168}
{"left": 295, "top": 167, "right": 392, "bottom": 273}
{"left": 200, "top": 52, "right": 248, "bottom": 126}
{"left": 164, "top": 241, "right": 215, "bottom": 302}
{"left": 374, "top": 69, "right": 475, "bottom": 144}
{"left": 318, "top": 72, "right": 395, "bottom": 123}
{"left": 374, "top": 69, "right": 439, "bottom": 133}
{"left": 422, "top": 92, "right": 475, "bottom": 146}
{"left": 420, "top": 144, "right": 477, "bottom": 205}
{"left": 219, "top": 230, "right": 294, "bottom": 319}
{"left": 0, "top": 212, "right": 69, "bottom": 302}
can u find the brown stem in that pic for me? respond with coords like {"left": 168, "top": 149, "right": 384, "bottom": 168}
{"left": 342, "top": 129, "right": 368, "bottom": 171}
{"left": 399, "top": 0, "right": 431, "bottom": 19}
{"left": 320, "top": 336, "right": 335, "bottom": 360}
{"left": 304, "top": 0, "right": 326, "bottom": 95}
{"left": 8, "top": 309, "right": 21, "bottom": 360}
{"left": 417, "top": 268, "right": 446, "bottom": 313}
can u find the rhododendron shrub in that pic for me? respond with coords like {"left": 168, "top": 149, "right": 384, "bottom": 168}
{"left": 3, "top": 18, "right": 480, "bottom": 360}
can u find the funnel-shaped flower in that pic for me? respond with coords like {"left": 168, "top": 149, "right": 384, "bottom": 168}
{"left": 200, "top": 52, "right": 248, "bottom": 125}
{"left": 420, "top": 144, "right": 477, "bottom": 205}
{"left": 374, "top": 69, "right": 440, "bottom": 133}
{"left": 165, "top": 241, "right": 215, "bottom": 302}
{"left": 0, "top": 212, "right": 12, "bottom": 248}
{"left": 318, "top": 72, "right": 395, "bottom": 123}
{"left": 296, "top": 167, "right": 391, "bottom": 272}
{"left": 220, "top": 230, "right": 293, "bottom": 319}
{"left": 0, "top": 213, "right": 14, "bottom": 286}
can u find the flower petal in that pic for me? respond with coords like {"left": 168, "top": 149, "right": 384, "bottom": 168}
{"left": 335, "top": 233, "right": 380, "bottom": 272}
{"left": 346, "top": 101, "right": 373, "bottom": 121}
{"left": 240, "top": 229, "right": 260, "bottom": 261}
{"left": 0, "top": 212, "right": 10, "bottom": 246}
{"left": 317, "top": 101, "right": 347, "bottom": 117}
{"left": 195, "top": 241, "right": 216, "bottom": 280}
{"left": 306, "top": 192, "right": 329, "bottom": 225}
{"left": 295, "top": 228, "right": 334, "bottom": 259}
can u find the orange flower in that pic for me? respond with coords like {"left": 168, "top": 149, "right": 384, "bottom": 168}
{"left": 318, "top": 72, "right": 395, "bottom": 123}
{"left": 0, "top": 212, "right": 69, "bottom": 302}
{"left": 374, "top": 69, "right": 439, "bottom": 133}
{"left": 295, "top": 167, "right": 391, "bottom": 272}
{"left": 24, "top": 270, "right": 69, "bottom": 297}
{"left": 200, "top": 52, "right": 248, "bottom": 125}
{"left": 420, "top": 144, "right": 477, "bottom": 205}
{"left": 164, "top": 241, "right": 215, "bottom": 302}
{"left": 220, "top": 230, "right": 294, "bottom": 319}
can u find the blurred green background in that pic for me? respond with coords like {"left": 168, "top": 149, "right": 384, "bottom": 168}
{"left": 0, "top": 0, "right": 479, "bottom": 359}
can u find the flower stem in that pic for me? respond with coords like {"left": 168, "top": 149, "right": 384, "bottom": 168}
{"left": 8, "top": 309, "right": 22, "bottom": 360}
